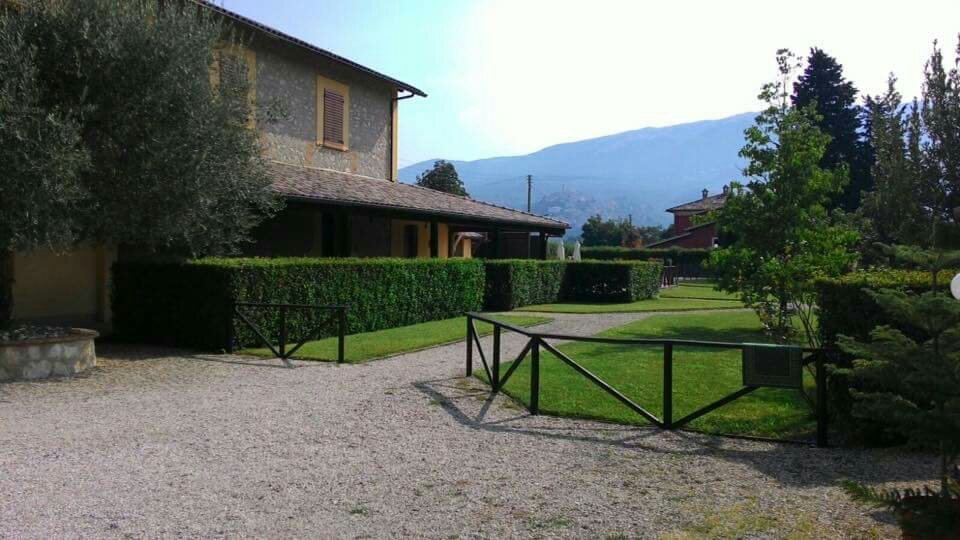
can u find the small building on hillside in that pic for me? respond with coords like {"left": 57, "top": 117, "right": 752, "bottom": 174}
{"left": 648, "top": 186, "right": 728, "bottom": 249}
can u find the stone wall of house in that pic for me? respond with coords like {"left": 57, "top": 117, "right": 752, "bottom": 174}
{"left": 250, "top": 35, "right": 394, "bottom": 180}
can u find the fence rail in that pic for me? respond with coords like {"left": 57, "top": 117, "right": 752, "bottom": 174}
{"left": 465, "top": 312, "right": 830, "bottom": 447}
{"left": 228, "top": 302, "right": 347, "bottom": 366}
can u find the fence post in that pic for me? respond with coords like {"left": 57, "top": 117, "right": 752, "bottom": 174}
{"left": 530, "top": 337, "right": 540, "bottom": 415}
{"left": 225, "top": 302, "right": 235, "bottom": 353}
{"left": 816, "top": 352, "right": 829, "bottom": 448}
{"left": 337, "top": 307, "right": 346, "bottom": 364}
{"left": 466, "top": 315, "right": 474, "bottom": 377}
{"left": 492, "top": 326, "right": 501, "bottom": 391}
{"left": 279, "top": 305, "right": 287, "bottom": 359}
{"left": 663, "top": 343, "right": 673, "bottom": 429}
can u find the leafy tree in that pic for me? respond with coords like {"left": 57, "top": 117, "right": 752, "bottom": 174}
{"left": 792, "top": 48, "right": 869, "bottom": 212}
{"left": 581, "top": 215, "right": 624, "bottom": 246}
{"left": 858, "top": 77, "right": 928, "bottom": 250}
{"left": 580, "top": 215, "right": 668, "bottom": 247}
{"left": 415, "top": 160, "right": 469, "bottom": 196}
{"left": 710, "top": 49, "right": 858, "bottom": 344}
{"left": 0, "top": 0, "right": 281, "bottom": 328}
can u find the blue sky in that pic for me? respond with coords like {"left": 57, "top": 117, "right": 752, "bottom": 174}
{"left": 220, "top": 0, "right": 960, "bottom": 168}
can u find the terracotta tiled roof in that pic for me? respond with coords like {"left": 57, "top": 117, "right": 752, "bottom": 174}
{"left": 666, "top": 192, "right": 728, "bottom": 213}
{"left": 269, "top": 162, "right": 569, "bottom": 231}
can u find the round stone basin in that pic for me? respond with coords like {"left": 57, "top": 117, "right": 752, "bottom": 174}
{"left": 0, "top": 329, "right": 98, "bottom": 381}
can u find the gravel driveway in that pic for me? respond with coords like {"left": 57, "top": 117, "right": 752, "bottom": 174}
{"left": 0, "top": 312, "right": 933, "bottom": 538}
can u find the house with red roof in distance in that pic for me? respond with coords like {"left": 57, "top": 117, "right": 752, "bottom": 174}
{"left": 647, "top": 186, "right": 729, "bottom": 249}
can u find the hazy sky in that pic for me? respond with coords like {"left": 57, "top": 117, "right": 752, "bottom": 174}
{"left": 220, "top": 0, "right": 960, "bottom": 167}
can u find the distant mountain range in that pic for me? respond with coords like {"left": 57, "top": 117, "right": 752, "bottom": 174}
{"left": 399, "top": 112, "right": 756, "bottom": 236}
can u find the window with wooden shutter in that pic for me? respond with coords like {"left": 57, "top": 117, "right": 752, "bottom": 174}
{"left": 323, "top": 89, "right": 345, "bottom": 145}
{"left": 317, "top": 76, "right": 350, "bottom": 150}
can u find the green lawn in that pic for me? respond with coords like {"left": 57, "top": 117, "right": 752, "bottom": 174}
{"left": 479, "top": 310, "right": 816, "bottom": 439}
{"left": 516, "top": 281, "right": 743, "bottom": 314}
{"left": 241, "top": 314, "right": 551, "bottom": 364}
{"left": 659, "top": 281, "right": 741, "bottom": 301}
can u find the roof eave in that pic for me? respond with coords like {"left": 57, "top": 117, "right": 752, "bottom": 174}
{"left": 193, "top": 0, "right": 427, "bottom": 97}
{"left": 282, "top": 193, "right": 568, "bottom": 234}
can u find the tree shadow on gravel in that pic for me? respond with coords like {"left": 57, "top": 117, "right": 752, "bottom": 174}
{"left": 413, "top": 376, "right": 936, "bottom": 490}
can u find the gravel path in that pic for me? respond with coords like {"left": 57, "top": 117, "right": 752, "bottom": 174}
{"left": 0, "top": 311, "right": 932, "bottom": 538}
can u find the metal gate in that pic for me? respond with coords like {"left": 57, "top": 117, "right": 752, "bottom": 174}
{"left": 228, "top": 302, "right": 347, "bottom": 366}
{"left": 465, "top": 312, "right": 830, "bottom": 446}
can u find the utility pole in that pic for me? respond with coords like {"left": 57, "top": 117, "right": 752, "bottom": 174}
{"left": 526, "top": 175, "right": 532, "bottom": 212}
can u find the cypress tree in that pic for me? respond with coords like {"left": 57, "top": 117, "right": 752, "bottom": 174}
{"left": 792, "top": 48, "right": 868, "bottom": 212}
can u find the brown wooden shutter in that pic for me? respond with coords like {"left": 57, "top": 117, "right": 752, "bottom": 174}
{"left": 323, "top": 89, "right": 345, "bottom": 145}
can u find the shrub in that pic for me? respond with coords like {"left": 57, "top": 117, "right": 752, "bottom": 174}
{"left": 483, "top": 260, "right": 565, "bottom": 311}
{"left": 112, "top": 257, "right": 485, "bottom": 350}
{"left": 483, "top": 260, "right": 662, "bottom": 310}
{"left": 580, "top": 247, "right": 711, "bottom": 277}
{"left": 815, "top": 269, "right": 952, "bottom": 444}
{"left": 815, "top": 269, "right": 950, "bottom": 345}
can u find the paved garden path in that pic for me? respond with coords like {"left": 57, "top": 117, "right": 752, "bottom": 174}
{"left": 0, "top": 310, "right": 931, "bottom": 538}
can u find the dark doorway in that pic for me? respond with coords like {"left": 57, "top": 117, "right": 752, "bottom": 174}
{"left": 403, "top": 224, "right": 419, "bottom": 258}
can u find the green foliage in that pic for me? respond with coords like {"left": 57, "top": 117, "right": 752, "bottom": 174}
{"left": 482, "top": 260, "right": 662, "bottom": 311}
{"left": 858, "top": 77, "right": 928, "bottom": 252}
{"left": 580, "top": 215, "right": 670, "bottom": 247}
{"left": 710, "top": 49, "right": 858, "bottom": 345}
{"left": 564, "top": 261, "right": 661, "bottom": 302}
{"left": 791, "top": 47, "right": 867, "bottom": 212}
{"left": 580, "top": 246, "right": 711, "bottom": 276}
{"left": 112, "top": 258, "right": 486, "bottom": 350}
{"left": 0, "top": 0, "right": 281, "bottom": 326}
{"left": 483, "top": 260, "right": 566, "bottom": 310}
{"left": 415, "top": 160, "right": 469, "bottom": 197}
{"left": 838, "top": 246, "right": 960, "bottom": 502}
{"left": 815, "top": 268, "right": 949, "bottom": 345}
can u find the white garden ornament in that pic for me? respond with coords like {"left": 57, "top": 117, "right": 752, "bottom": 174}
{"left": 951, "top": 272, "right": 960, "bottom": 300}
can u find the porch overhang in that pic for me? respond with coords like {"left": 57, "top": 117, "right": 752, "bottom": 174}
{"left": 270, "top": 162, "right": 569, "bottom": 237}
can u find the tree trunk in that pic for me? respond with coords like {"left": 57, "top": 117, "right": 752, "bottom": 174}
{"left": 0, "top": 250, "right": 13, "bottom": 329}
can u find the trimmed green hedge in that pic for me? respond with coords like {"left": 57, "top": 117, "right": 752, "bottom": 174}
{"left": 815, "top": 269, "right": 950, "bottom": 345}
{"left": 112, "top": 258, "right": 485, "bottom": 350}
{"left": 815, "top": 269, "right": 951, "bottom": 444}
{"left": 580, "top": 247, "right": 710, "bottom": 277}
{"left": 483, "top": 260, "right": 662, "bottom": 311}
{"left": 483, "top": 260, "right": 566, "bottom": 310}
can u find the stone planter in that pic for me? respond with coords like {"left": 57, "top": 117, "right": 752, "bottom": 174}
{"left": 0, "top": 329, "right": 98, "bottom": 381}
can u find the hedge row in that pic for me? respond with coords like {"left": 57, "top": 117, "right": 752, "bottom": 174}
{"left": 815, "top": 268, "right": 950, "bottom": 345}
{"left": 113, "top": 257, "right": 662, "bottom": 350}
{"left": 580, "top": 247, "right": 711, "bottom": 277}
{"left": 112, "top": 258, "right": 485, "bottom": 350}
{"left": 483, "top": 260, "right": 662, "bottom": 311}
{"left": 814, "top": 268, "right": 951, "bottom": 444}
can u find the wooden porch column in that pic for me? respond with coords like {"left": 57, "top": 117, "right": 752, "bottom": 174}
{"left": 429, "top": 220, "right": 439, "bottom": 258}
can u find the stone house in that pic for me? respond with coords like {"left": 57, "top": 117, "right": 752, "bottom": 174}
{"left": 9, "top": 0, "right": 567, "bottom": 330}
